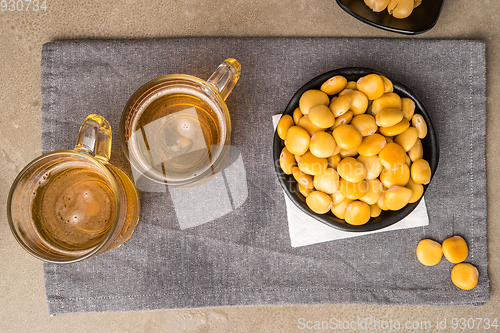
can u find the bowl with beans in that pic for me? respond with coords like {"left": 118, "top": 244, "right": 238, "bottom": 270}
{"left": 273, "top": 67, "right": 439, "bottom": 232}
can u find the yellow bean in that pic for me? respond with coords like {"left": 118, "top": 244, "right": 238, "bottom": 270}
{"left": 381, "top": 76, "right": 393, "bottom": 93}
{"left": 451, "top": 263, "right": 478, "bottom": 290}
{"left": 309, "top": 105, "right": 335, "bottom": 129}
{"left": 298, "top": 151, "right": 328, "bottom": 175}
{"left": 380, "top": 163, "right": 410, "bottom": 188}
{"left": 332, "top": 124, "right": 363, "bottom": 150}
{"left": 412, "top": 114, "right": 428, "bottom": 139}
{"left": 394, "top": 126, "right": 418, "bottom": 151}
{"left": 405, "top": 178, "right": 423, "bottom": 203}
{"left": 384, "top": 185, "right": 413, "bottom": 210}
{"left": 310, "top": 131, "right": 337, "bottom": 158}
{"left": 388, "top": 0, "right": 414, "bottom": 18}
{"left": 377, "top": 187, "right": 389, "bottom": 211}
{"left": 356, "top": 74, "right": 385, "bottom": 100}
{"left": 337, "top": 157, "right": 367, "bottom": 183}
{"left": 379, "top": 118, "right": 410, "bottom": 136}
{"left": 405, "top": 154, "right": 411, "bottom": 166}
{"left": 331, "top": 198, "right": 353, "bottom": 219}
{"left": 285, "top": 125, "right": 310, "bottom": 155}
{"left": 378, "top": 142, "right": 407, "bottom": 170}
{"left": 346, "top": 81, "right": 357, "bottom": 90}
{"left": 327, "top": 154, "right": 341, "bottom": 169}
{"left": 292, "top": 166, "right": 314, "bottom": 190}
{"left": 375, "top": 108, "right": 404, "bottom": 127}
{"left": 277, "top": 114, "right": 294, "bottom": 140}
{"left": 345, "top": 201, "right": 371, "bottom": 225}
{"left": 333, "top": 111, "right": 353, "bottom": 128}
{"left": 357, "top": 155, "right": 383, "bottom": 180}
{"left": 314, "top": 168, "right": 340, "bottom": 194}
{"left": 294, "top": 154, "right": 302, "bottom": 163}
{"left": 339, "top": 89, "right": 369, "bottom": 115}
{"left": 331, "top": 190, "right": 345, "bottom": 205}
{"left": 416, "top": 239, "right": 443, "bottom": 266}
{"left": 350, "top": 114, "right": 378, "bottom": 136}
{"left": 371, "top": 92, "right": 402, "bottom": 115}
{"left": 340, "top": 147, "right": 358, "bottom": 158}
{"left": 279, "top": 147, "right": 296, "bottom": 175}
{"left": 297, "top": 115, "right": 322, "bottom": 136}
{"left": 359, "top": 179, "right": 383, "bottom": 205}
{"left": 320, "top": 75, "right": 348, "bottom": 95}
{"left": 293, "top": 107, "right": 303, "bottom": 125}
{"left": 411, "top": 159, "right": 431, "bottom": 184}
{"left": 329, "top": 94, "right": 352, "bottom": 117}
{"left": 408, "top": 138, "right": 423, "bottom": 162}
{"left": 298, "top": 183, "right": 312, "bottom": 197}
{"left": 299, "top": 89, "right": 330, "bottom": 115}
{"left": 357, "top": 134, "right": 387, "bottom": 157}
{"left": 370, "top": 203, "right": 382, "bottom": 217}
{"left": 306, "top": 190, "right": 333, "bottom": 214}
{"left": 364, "top": 0, "right": 391, "bottom": 12}
{"left": 401, "top": 97, "right": 415, "bottom": 120}
{"left": 340, "top": 178, "right": 369, "bottom": 200}
{"left": 442, "top": 236, "right": 468, "bottom": 264}
{"left": 385, "top": 136, "right": 394, "bottom": 144}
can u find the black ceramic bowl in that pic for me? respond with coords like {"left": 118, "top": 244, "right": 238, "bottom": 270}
{"left": 336, "top": 0, "right": 445, "bottom": 35}
{"left": 273, "top": 67, "right": 439, "bottom": 232}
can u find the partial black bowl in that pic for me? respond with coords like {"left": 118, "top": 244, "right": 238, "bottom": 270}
{"left": 273, "top": 67, "right": 439, "bottom": 232}
{"left": 336, "top": 0, "right": 445, "bottom": 35}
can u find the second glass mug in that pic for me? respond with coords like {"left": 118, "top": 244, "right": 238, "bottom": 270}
{"left": 120, "top": 58, "right": 241, "bottom": 188}
{"left": 7, "top": 115, "right": 140, "bottom": 264}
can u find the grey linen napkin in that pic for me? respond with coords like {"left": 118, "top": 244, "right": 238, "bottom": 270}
{"left": 41, "top": 38, "right": 489, "bottom": 315}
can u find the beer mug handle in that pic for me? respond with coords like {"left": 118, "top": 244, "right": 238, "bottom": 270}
{"left": 75, "top": 114, "right": 112, "bottom": 162}
{"left": 206, "top": 58, "right": 241, "bottom": 101}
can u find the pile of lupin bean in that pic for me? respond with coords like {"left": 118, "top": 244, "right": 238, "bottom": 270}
{"left": 363, "top": 0, "right": 422, "bottom": 19}
{"left": 277, "top": 72, "right": 431, "bottom": 226}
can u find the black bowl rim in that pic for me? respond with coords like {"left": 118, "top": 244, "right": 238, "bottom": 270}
{"left": 335, "top": 0, "right": 445, "bottom": 35}
{"left": 273, "top": 67, "right": 439, "bottom": 232}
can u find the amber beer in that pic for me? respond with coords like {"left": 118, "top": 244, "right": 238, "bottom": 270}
{"left": 8, "top": 115, "right": 140, "bottom": 263}
{"left": 121, "top": 59, "right": 241, "bottom": 187}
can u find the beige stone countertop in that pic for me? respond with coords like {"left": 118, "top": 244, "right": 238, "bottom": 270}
{"left": 1, "top": 1, "right": 499, "bottom": 332}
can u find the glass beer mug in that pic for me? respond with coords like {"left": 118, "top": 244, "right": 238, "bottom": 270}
{"left": 120, "top": 58, "right": 241, "bottom": 188}
{"left": 7, "top": 115, "right": 140, "bottom": 264}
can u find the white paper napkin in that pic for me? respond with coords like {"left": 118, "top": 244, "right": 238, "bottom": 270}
{"left": 272, "top": 114, "right": 429, "bottom": 247}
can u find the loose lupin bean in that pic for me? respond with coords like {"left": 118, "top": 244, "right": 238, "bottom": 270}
{"left": 411, "top": 159, "right": 431, "bottom": 184}
{"left": 388, "top": 0, "right": 414, "bottom": 19}
{"left": 408, "top": 138, "right": 423, "bottom": 162}
{"left": 351, "top": 114, "right": 378, "bottom": 136}
{"left": 320, "top": 75, "right": 348, "bottom": 95}
{"left": 310, "top": 131, "right": 337, "bottom": 158}
{"left": 384, "top": 185, "right": 413, "bottom": 210}
{"left": 340, "top": 178, "right": 369, "bottom": 200}
{"left": 306, "top": 190, "right": 333, "bottom": 214}
{"left": 299, "top": 89, "right": 330, "bottom": 115}
{"left": 411, "top": 114, "right": 428, "bottom": 139}
{"left": 379, "top": 118, "right": 410, "bottom": 136}
{"left": 314, "top": 168, "right": 340, "bottom": 194}
{"left": 277, "top": 114, "right": 294, "bottom": 140}
{"left": 401, "top": 97, "right": 415, "bottom": 120}
{"left": 380, "top": 76, "right": 393, "bottom": 93}
{"left": 333, "top": 110, "right": 353, "bottom": 128}
{"left": 332, "top": 124, "right": 363, "bottom": 150}
{"left": 416, "top": 239, "right": 443, "bottom": 266}
{"left": 285, "top": 125, "right": 310, "bottom": 155}
{"left": 451, "top": 263, "right": 478, "bottom": 290}
{"left": 337, "top": 157, "right": 367, "bottom": 183}
{"left": 394, "top": 126, "right": 418, "bottom": 151}
{"left": 364, "top": 0, "right": 391, "bottom": 12}
{"left": 345, "top": 201, "right": 371, "bottom": 225}
{"left": 279, "top": 147, "right": 296, "bottom": 175}
{"left": 329, "top": 94, "right": 352, "bottom": 117}
{"left": 357, "top": 134, "right": 387, "bottom": 157}
{"left": 378, "top": 142, "right": 407, "bottom": 170}
{"left": 292, "top": 166, "right": 314, "bottom": 190}
{"left": 405, "top": 178, "right": 423, "bottom": 203}
{"left": 309, "top": 105, "right": 335, "bottom": 128}
{"left": 370, "top": 203, "right": 382, "bottom": 217}
{"left": 357, "top": 155, "right": 383, "bottom": 180}
{"left": 293, "top": 107, "right": 303, "bottom": 125}
{"left": 356, "top": 74, "right": 385, "bottom": 100}
{"left": 442, "top": 236, "right": 468, "bottom": 264}
{"left": 380, "top": 163, "right": 410, "bottom": 188}
{"left": 359, "top": 179, "right": 383, "bottom": 205}
{"left": 331, "top": 198, "right": 353, "bottom": 219}
{"left": 375, "top": 108, "right": 404, "bottom": 127}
